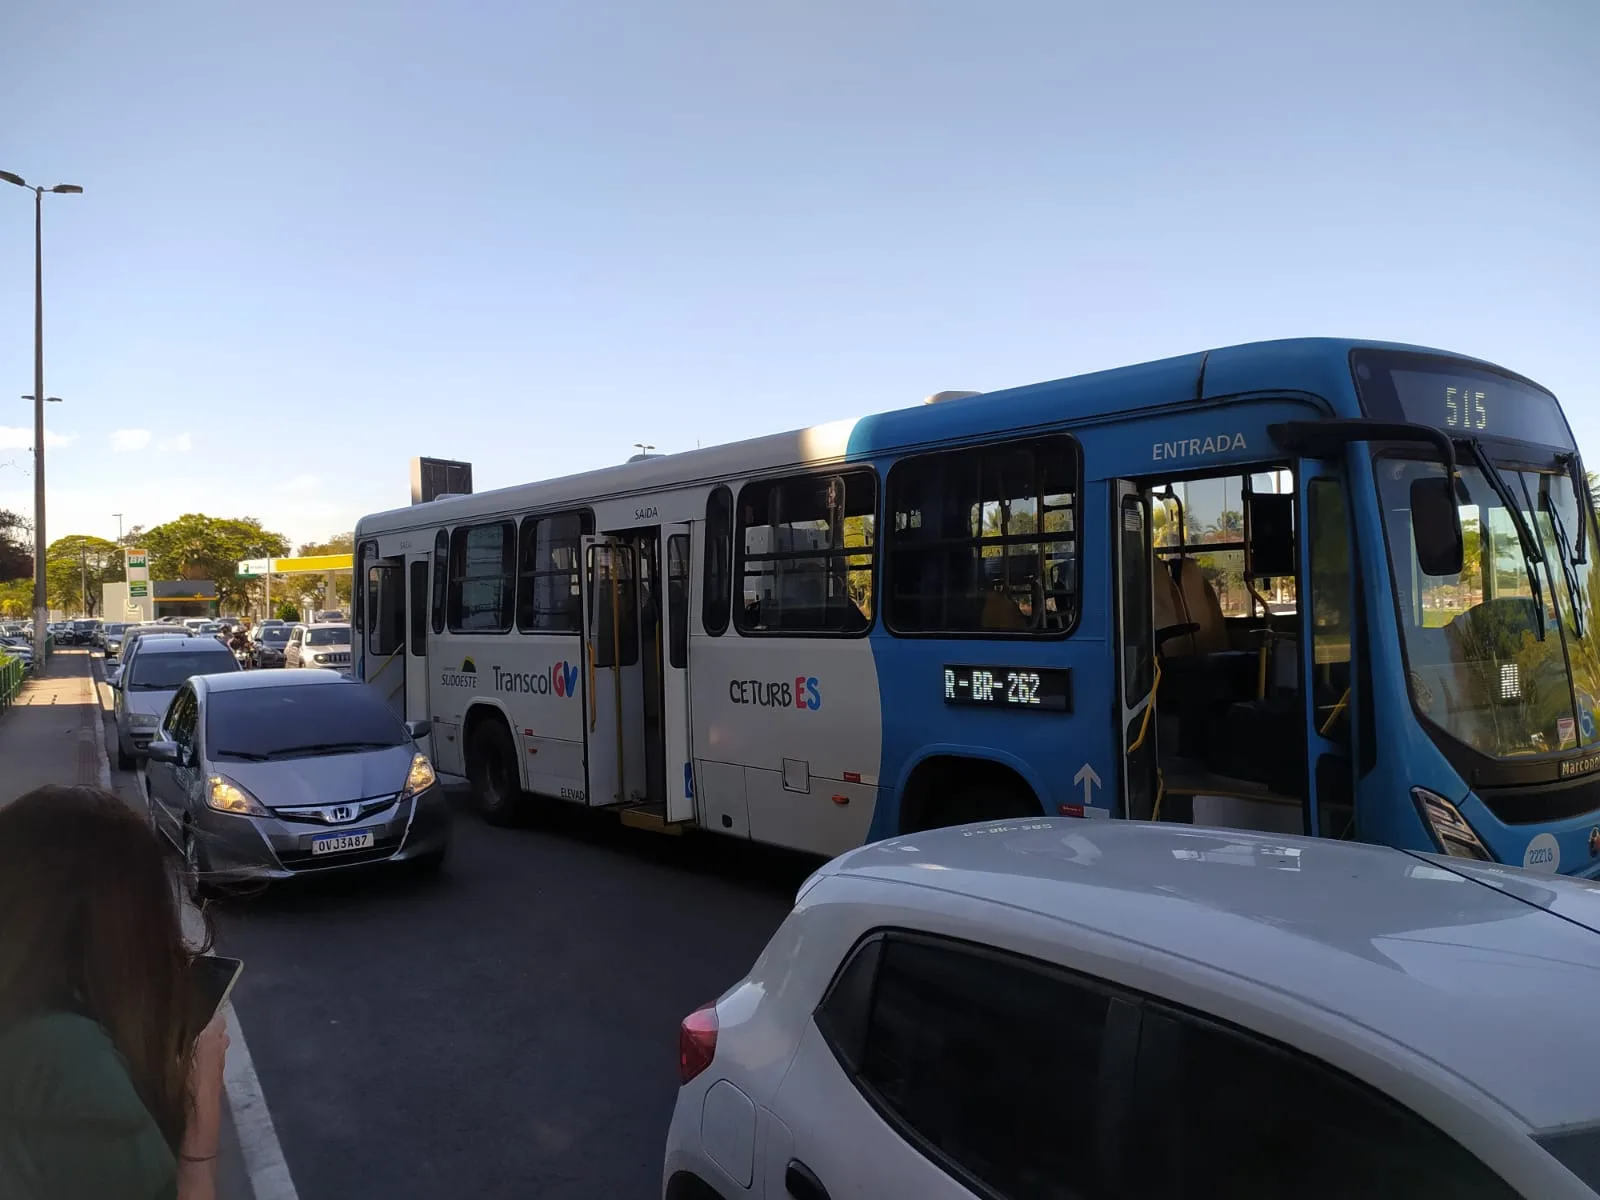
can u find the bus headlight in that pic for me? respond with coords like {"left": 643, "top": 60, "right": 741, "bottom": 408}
{"left": 1412, "top": 788, "right": 1494, "bottom": 861}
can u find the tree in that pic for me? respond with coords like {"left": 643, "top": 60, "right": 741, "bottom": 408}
{"left": 45, "top": 535, "right": 123, "bottom": 617}
{"left": 142, "top": 514, "right": 289, "bottom": 614}
{"left": 0, "top": 579, "right": 29, "bottom": 619}
{"left": 0, "top": 509, "right": 31, "bottom": 584}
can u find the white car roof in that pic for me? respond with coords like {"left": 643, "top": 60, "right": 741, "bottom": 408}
{"left": 814, "top": 820, "right": 1600, "bottom": 1134}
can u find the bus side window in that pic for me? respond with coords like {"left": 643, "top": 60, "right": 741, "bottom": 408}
{"left": 431, "top": 529, "right": 449, "bottom": 635}
{"left": 703, "top": 486, "right": 732, "bottom": 636}
{"left": 885, "top": 436, "right": 1079, "bottom": 635}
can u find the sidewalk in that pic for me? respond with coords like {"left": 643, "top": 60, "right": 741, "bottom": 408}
{"left": 0, "top": 649, "right": 257, "bottom": 1199}
{"left": 0, "top": 648, "right": 105, "bottom": 803}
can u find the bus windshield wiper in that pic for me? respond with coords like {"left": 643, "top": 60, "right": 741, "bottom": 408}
{"left": 1544, "top": 490, "right": 1586, "bottom": 639}
{"left": 1558, "top": 452, "right": 1590, "bottom": 565}
{"left": 1459, "top": 438, "right": 1546, "bottom": 641}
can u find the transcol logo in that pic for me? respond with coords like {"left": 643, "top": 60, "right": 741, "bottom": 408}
{"left": 440, "top": 657, "right": 478, "bottom": 689}
{"left": 492, "top": 661, "right": 581, "bottom": 699}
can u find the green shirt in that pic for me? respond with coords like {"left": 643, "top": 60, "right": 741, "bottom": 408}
{"left": 0, "top": 1011, "right": 177, "bottom": 1200}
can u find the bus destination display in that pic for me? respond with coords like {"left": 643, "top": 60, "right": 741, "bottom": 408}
{"left": 943, "top": 664, "right": 1072, "bottom": 713}
{"left": 1378, "top": 365, "right": 1573, "bottom": 449}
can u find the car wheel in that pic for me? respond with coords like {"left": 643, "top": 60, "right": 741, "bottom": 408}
{"left": 183, "top": 824, "right": 219, "bottom": 901}
{"left": 468, "top": 719, "right": 522, "bottom": 826}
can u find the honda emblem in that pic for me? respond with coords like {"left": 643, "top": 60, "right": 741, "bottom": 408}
{"left": 329, "top": 804, "right": 354, "bottom": 823}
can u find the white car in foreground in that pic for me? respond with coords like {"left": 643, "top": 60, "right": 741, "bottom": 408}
{"left": 664, "top": 821, "right": 1600, "bottom": 1200}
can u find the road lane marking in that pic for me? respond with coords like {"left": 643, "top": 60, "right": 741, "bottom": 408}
{"left": 224, "top": 1003, "right": 301, "bottom": 1200}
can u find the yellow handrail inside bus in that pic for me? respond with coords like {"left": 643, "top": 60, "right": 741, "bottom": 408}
{"left": 1320, "top": 687, "right": 1351, "bottom": 737}
{"left": 610, "top": 552, "right": 625, "bottom": 802}
{"left": 1128, "top": 655, "right": 1168, "bottom": 824}
{"left": 587, "top": 639, "right": 597, "bottom": 732}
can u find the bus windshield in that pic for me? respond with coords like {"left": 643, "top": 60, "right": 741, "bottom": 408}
{"left": 1377, "top": 456, "right": 1600, "bottom": 758}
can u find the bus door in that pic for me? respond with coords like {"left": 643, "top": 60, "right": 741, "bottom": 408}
{"left": 404, "top": 547, "right": 432, "bottom": 755}
{"left": 360, "top": 538, "right": 407, "bottom": 719}
{"left": 581, "top": 536, "right": 646, "bottom": 806}
{"left": 1112, "top": 482, "right": 1159, "bottom": 820}
{"left": 662, "top": 523, "right": 694, "bottom": 823}
{"left": 1296, "top": 463, "right": 1359, "bottom": 839}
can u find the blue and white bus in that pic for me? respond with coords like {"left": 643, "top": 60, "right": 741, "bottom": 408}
{"left": 352, "top": 337, "right": 1600, "bottom": 876}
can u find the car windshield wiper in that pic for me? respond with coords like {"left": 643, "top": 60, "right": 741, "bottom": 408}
{"left": 264, "top": 741, "right": 396, "bottom": 758}
{"left": 1459, "top": 438, "right": 1546, "bottom": 641}
{"left": 212, "top": 748, "right": 270, "bottom": 761}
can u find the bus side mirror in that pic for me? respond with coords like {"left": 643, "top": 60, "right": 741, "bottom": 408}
{"left": 1411, "top": 477, "right": 1465, "bottom": 578}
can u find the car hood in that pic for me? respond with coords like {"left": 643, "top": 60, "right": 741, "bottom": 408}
{"left": 124, "top": 687, "right": 176, "bottom": 718}
{"left": 209, "top": 745, "right": 415, "bottom": 810}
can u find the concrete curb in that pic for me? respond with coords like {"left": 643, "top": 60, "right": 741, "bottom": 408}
{"left": 84, "top": 652, "right": 112, "bottom": 791}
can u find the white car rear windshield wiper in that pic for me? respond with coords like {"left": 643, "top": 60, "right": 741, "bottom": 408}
{"left": 1459, "top": 438, "right": 1546, "bottom": 641}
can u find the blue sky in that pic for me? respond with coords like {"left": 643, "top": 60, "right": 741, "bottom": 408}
{"left": 1, "top": 0, "right": 1595, "bottom": 550}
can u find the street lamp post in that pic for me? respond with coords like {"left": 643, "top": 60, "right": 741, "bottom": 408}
{"left": 113, "top": 513, "right": 123, "bottom": 544}
{"left": 3, "top": 170, "right": 82, "bottom": 661}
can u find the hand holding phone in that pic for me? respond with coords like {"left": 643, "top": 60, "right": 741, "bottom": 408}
{"left": 187, "top": 954, "right": 244, "bottom": 1035}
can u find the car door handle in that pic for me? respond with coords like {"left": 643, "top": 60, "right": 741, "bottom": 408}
{"left": 786, "top": 1160, "right": 830, "bottom": 1200}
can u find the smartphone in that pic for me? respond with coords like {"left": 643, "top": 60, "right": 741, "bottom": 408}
{"left": 188, "top": 955, "right": 244, "bottom": 1032}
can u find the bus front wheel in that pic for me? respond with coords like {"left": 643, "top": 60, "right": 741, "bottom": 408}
{"left": 467, "top": 718, "right": 522, "bottom": 826}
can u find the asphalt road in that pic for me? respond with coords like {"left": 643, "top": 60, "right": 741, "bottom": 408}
{"left": 210, "top": 779, "right": 811, "bottom": 1198}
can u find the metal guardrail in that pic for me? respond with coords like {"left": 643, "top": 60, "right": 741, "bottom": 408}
{"left": 0, "top": 655, "right": 23, "bottom": 711}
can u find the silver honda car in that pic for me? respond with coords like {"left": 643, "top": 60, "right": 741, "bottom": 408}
{"left": 143, "top": 670, "right": 450, "bottom": 888}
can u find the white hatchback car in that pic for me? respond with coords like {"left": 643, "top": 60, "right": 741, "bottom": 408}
{"left": 664, "top": 821, "right": 1600, "bottom": 1200}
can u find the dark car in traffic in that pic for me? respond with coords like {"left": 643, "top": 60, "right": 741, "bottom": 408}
{"left": 250, "top": 624, "right": 293, "bottom": 668}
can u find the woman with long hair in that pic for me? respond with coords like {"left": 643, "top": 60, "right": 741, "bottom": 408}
{"left": 0, "top": 785, "right": 230, "bottom": 1200}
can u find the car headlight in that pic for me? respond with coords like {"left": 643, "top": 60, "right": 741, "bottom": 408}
{"left": 128, "top": 712, "right": 160, "bottom": 728}
{"left": 402, "top": 753, "right": 437, "bottom": 798}
{"left": 206, "top": 774, "right": 269, "bottom": 817}
{"left": 1412, "top": 787, "right": 1494, "bottom": 861}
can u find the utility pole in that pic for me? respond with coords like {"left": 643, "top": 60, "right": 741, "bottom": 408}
{"left": 113, "top": 512, "right": 123, "bottom": 544}
{"left": 80, "top": 544, "right": 87, "bottom": 618}
{"left": 2, "top": 170, "right": 82, "bottom": 660}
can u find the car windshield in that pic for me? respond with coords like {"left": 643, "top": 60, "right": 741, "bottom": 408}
{"left": 127, "top": 649, "right": 240, "bottom": 691}
{"left": 105, "top": 624, "right": 127, "bottom": 635}
{"left": 207, "top": 685, "right": 407, "bottom": 760}
{"left": 1376, "top": 456, "right": 1600, "bottom": 758}
{"left": 260, "top": 628, "right": 292, "bottom": 644}
{"left": 306, "top": 627, "right": 349, "bottom": 646}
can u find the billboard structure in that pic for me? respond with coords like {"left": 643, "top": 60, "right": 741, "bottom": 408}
{"left": 410, "top": 457, "right": 473, "bottom": 505}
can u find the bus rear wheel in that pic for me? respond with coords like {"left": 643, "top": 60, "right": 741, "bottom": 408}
{"left": 467, "top": 718, "right": 523, "bottom": 826}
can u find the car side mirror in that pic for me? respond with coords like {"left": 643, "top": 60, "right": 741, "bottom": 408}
{"left": 146, "top": 738, "right": 181, "bottom": 765}
{"left": 405, "top": 718, "right": 432, "bottom": 739}
{"left": 106, "top": 672, "right": 121, "bottom": 690}
{"left": 1411, "top": 476, "right": 1466, "bottom": 578}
